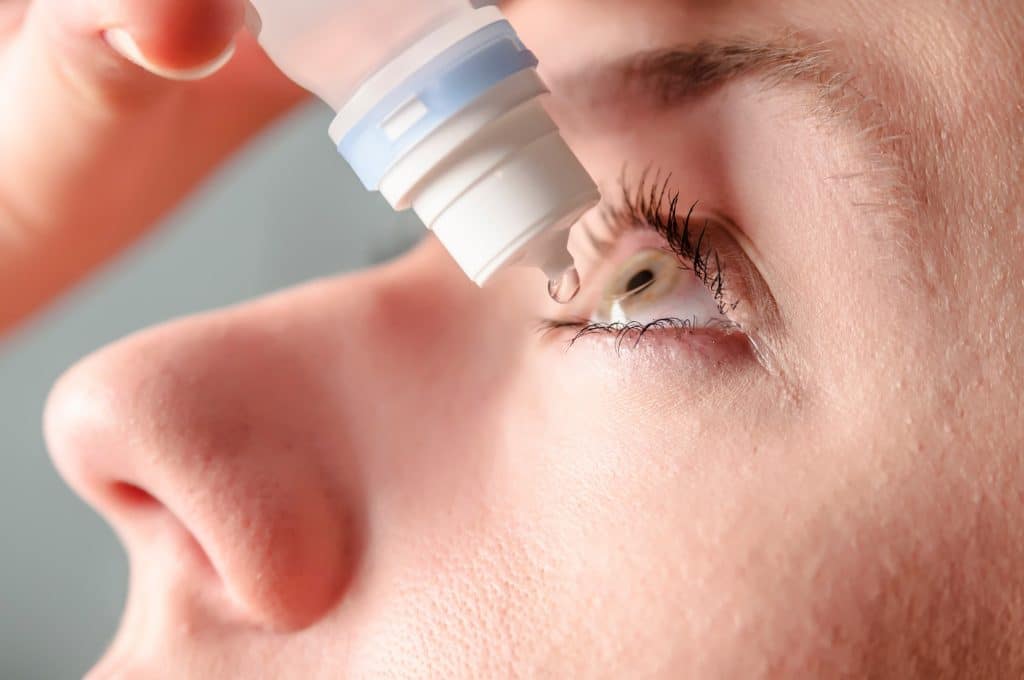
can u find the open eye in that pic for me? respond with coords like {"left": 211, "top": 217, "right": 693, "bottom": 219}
{"left": 593, "top": 248, "right": 728, "bottom": 327}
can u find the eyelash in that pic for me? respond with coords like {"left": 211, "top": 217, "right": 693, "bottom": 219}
{"left": 612, "top": 170, "right": 732, "bottom": 313}
{"left": 542, "top": 316, "right": 738, "bottom": 351}
{"left": 541, "top": 169, "right": 741, "bottom": 346}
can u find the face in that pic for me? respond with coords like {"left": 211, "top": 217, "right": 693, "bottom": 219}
{"left": 46, "top": 0, "right": 1024, "bottom": 677}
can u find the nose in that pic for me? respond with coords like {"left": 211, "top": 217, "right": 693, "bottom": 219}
{"left": 37, "top": 237, "right": 485, "bottom": 630}
{"left": 44, "top": 236, "right": 506, "bottom": 634}
{"left": 44, "top": 289, "right": 369, "bottom": 632}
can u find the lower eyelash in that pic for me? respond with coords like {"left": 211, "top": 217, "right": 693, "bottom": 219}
{"left": 540, "top": 316, "right": 740, "bottom": 352}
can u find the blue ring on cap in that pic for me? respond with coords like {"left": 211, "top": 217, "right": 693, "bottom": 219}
{"left": 338, "top": 20, "right": 539, "bottom": 190}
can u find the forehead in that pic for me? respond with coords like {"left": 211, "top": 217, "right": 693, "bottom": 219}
{"left": 504, "top": 0, "right": 1022, "bottom": 282}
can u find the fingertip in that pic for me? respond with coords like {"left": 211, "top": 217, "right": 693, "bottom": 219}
{"left": 103, "top": 0, "right": 244, "bottom": 79}
{"left": 104, "top": 27, "right": 236, "bottom": 81}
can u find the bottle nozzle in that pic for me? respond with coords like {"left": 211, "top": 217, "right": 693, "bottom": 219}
{"left": 547, "top": 265, "right": 581, "bottom": 304}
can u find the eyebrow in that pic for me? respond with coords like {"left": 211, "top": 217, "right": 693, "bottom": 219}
{"left": 561, "top": 35, "right": 876, "bottom": 137}
{"left": 622, "top": 38, "right": 842, "bottom": 105}
{"left": 553, "top": 34, "right": 917, "bottom": 226}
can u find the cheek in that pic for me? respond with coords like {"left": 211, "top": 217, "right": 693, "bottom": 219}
{"left": 480, "top": 347, "right": 971, "bottom": 675}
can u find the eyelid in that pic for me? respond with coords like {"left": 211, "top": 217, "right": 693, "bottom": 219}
{"left": 550, "top": 173, "right": 785, "bottom": 371}
{"left": 584, "top": 177, "right": 743, "bottom": 319}
{"left": 680, "top": 212, "right": 784, "bottom": 373}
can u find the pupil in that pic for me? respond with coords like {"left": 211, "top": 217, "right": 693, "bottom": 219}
{"left": 625, "top": 269, "right": 656, "bottom": 294}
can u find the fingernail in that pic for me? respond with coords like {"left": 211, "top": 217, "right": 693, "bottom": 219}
{"left": 103, "top": 28, "right": 236, "bottom": 82}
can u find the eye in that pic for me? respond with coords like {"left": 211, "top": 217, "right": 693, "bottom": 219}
{"left": 593, "top": 248, "right": 729, "bottom": 327}
{"left": 538, "top": 171, "right": 774, "bottom": 356}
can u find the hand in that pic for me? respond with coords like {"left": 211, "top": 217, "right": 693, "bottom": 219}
{"left": 0, "top": 0, "right": 306, "bottom": 334}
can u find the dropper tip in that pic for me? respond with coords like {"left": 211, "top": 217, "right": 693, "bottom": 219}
{"left": 547, "top": 266, "right": 582, "bottom": 304}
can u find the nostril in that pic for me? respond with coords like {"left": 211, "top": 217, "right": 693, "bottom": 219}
{"left": 108, "top": 482, "right": 161, "bottom": 510}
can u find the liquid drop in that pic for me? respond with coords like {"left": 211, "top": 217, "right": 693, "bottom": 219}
{"left": 548, "top": 266, "right": 582, "bottom": 304}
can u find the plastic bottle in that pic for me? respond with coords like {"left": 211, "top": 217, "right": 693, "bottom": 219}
{"left": 244, "top": 0, "right": 599, "bottom": 296}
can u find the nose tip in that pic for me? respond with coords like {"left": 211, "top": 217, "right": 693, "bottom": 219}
{"left": 44, "top": 319, "right": 357, "bottom": 632}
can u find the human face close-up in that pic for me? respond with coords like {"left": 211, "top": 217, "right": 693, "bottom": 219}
{"left": 44, "top": 0, "right": 1024, "bottom": 677}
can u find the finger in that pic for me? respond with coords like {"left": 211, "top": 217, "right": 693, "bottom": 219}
{"left": 0, "top": 0, "right": 249, "bottom": 233}
{"left": 103, "top": 26, "right": 235, "bottom": 81}
{"left": 0, "top": 0, "right": 267, "bottom": 333}
{"left": 28, "top": 0, "right": 244, "bottom": 86}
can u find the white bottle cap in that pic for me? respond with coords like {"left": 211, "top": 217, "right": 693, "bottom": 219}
{"left": 377, "top": 78, "right": 598, "bottom": 285}
{"left": 328, "top": 8, "right": 599, "bottom": 286}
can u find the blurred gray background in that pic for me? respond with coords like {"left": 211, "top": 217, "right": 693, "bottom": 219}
{"left": 0, "top": 103, "right": 423, "bottom": 679}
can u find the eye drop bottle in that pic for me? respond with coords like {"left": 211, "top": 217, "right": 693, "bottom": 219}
{"left": 244, "top": 0, "right": 599, "bottom": 297}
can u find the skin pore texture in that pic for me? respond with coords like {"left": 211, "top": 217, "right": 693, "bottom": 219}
{"left": 40, "top": 0, "right": 1023, "bottom": 678}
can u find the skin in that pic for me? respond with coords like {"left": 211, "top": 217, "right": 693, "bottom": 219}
{"left": 2, "top": 0, "right": 1021, "bottom": 677}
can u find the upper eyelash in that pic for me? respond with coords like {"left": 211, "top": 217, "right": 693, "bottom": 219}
{"left": 597, "top": 167, "right": 736, "bottom": 315}
{"left": 537, "top": 167, "right": 748, "bottom": 347}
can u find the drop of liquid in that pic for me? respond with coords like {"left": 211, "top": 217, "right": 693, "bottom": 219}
{"left": 548, "top": 266, "right": 582, "bottom": 304}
